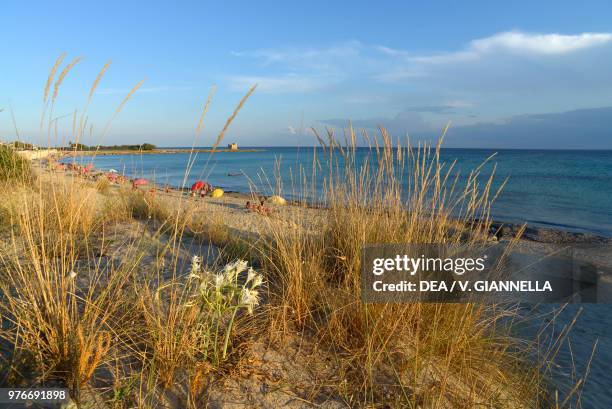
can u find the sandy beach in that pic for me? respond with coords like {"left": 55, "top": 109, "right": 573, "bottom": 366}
{"left": 37, "top": 159, "right": 612, "bottom": 266}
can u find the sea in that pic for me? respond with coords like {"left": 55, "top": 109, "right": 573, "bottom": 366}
{"left": 67, "top": 147, "right": 612, "bottom": 407}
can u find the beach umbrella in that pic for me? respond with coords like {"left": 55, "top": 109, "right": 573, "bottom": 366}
{"left": 191, "top": 180, "right": 206, "bottom": 191}
{"left": 108, "top": 169, "right": 118, "bottom": 173}
{"left": 210, "top": 188, "right": 224, "bottom": 198}
{"left": 267, "top": 195, "right": 287, "bottom": 206}
{"left": 133, "top": 178, "right": 148, "bottom": 187}
{"left": 79, "top": 163, "right": 93, "bottom": 175}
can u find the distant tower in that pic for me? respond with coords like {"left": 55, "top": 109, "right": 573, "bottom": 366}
{"left": 228, "top": 143, "right": 238, "bottom": 151}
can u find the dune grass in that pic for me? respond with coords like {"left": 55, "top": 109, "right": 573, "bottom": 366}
{"left": 247, "top": 131, "right": 544, "bottom": 407}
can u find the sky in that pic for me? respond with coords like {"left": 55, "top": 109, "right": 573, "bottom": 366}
{"left": 1, "top": 0, "right": 612, "bottom": 148}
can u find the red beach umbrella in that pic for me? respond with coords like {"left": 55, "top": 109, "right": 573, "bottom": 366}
{"left": 191, "top": 180, "right": 206, "bottom": 191}
{"left": 132, "top": 178, "right": 149, "bottom": 187}
{"left": 80, "top": 163, "right": 94, "bottom": 174}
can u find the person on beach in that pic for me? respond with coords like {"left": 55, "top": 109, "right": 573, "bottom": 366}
{"left": 79, "top": 163, "right": 94, "bottom": 176}
{"left": 246, "top": 200, "right": 272, "bottom": 215}
{"left": 190, "top": 180, "right": 212, "bottom": 197}
{"left": 106, "top": 172, "right": 118, "bottom": 183}
{"left": 132, "top": 178, "right": 148, "bottom": 190}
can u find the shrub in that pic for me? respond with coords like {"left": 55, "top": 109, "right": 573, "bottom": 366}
{"left": 255, "top": 130, "right": 540, "bottom": 407}
{"left": 0, "top": 145, "right": 32, "bottom": 182}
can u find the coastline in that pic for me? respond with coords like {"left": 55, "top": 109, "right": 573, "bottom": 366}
{"left": 60, "top": 148, "right": 265, "bottom": 156}
{"left": 38, "top": 158, "right": 612, "bottom": 300}
{"left": 39, "top": 158, "right": 612, "bottom": 245}
{"left": 52, "top": 148, "right": 612, "bottom": 240}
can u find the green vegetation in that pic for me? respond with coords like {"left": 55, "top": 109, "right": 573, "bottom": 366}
{"left": 0, "top": 145, "right": 32, "bottom": 182}
{"left": 6, "top": 141, "right": 34, "bottom": 149}
{"left": 68, "top": 141, "right": 157, "bottom": 151}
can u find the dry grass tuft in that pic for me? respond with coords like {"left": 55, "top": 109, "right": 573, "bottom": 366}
{"left": 0, "top": 179, "right": 143, "bottom": 399}
{"left": 253, "top": 129, "right": 542, "bottom": 407}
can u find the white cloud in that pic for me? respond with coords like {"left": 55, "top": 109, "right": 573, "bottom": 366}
{"left": 376, "top": 30, "right": 612, "bottom": 89}
{"left": 397, "top": 31, "right": 612, "bottom": 65}
{"left": 228, "top": 30, "right": 612, "bottom": 116}
{"left": 231, "top": 41, "right": 362, "bottom": 71}
{"left": 228, "top": 74, "right": 321, "bottom": 94}
{"left": 97, "top": 86, "right": 192, "bottom": 95}
{"left": 344, "top": 95, "right": 388, "bottom": 104}
{"left": 472, "top": 31, "right": 612, "bottom": 55}
{"left": 444, "top": 99, "right": 473, "bottom": 108}
{"left": 228, "top": 42, "right": 365, "bottom": 94}
{"left": 320, "top": 111, "right": 434, "bottom": 134}
{"left": 375, "top": 45, "right": 407, "bottom": 57}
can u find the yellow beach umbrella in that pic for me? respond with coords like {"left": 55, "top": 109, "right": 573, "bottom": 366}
{"left": 267, "top": 195, "right": 286, "bottom": 205}
{"left": 210, "top": 188, "right": 224, "bottom": 198}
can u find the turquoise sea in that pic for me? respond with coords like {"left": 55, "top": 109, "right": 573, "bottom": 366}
{"left": 67, "top": 147, "right": 612, "bottom": 407}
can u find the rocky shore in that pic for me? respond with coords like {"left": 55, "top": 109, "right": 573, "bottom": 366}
{"left": 491, "top": 222, "right": 611, "bottom": 245}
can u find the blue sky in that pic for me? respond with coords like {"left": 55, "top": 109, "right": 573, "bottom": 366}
{"left": 2, "top": 0, "right": 612, "bottom": 148}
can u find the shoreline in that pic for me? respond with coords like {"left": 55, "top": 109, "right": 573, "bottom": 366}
{"left": 58, "top": 148, "right": 265, "bottom": 156}
{"left": 50, "top": 150, "right": 612, "bottom": 240}
{"left": 39, "top": 159, "right": 612, "bottom": 245}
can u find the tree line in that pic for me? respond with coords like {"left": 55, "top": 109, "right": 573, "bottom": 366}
{"left": 0, "top": 141, "right": 157, "bottom": 151}
{"left": 68, "top": 142, "right": 157, "bottom": 151}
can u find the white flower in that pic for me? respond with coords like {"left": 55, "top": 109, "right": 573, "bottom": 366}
{"left": 68, "top": 271, "right": 77, "bottom": 279}
{"left": 246, "top": 268, "right": 257, "bottom": 284}
{"left": 190, "top": 255, "right": 202, "bottom": 274}
{"left": 223, "top": 259, "right": 248, "bottom": 282}
{"left": 240, "top": 288, "right": 260, "bottom": 314}
{"left": 213, "top": 273, "right": 226, "bottom": 291}
{"left": 251, "top": 274, "right": 263, "bottom": 289}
